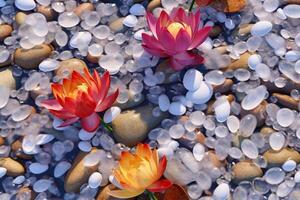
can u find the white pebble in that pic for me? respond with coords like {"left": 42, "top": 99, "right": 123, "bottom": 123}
{"left": 241, "top": 85, "right": 267, "bottom": 110}
{"left": 88, "top": 172, "right": 103, "bottom": 188}
{"left": 214, "top": 96, "right": 230, "bottom": 122}
{"left": 0, "top": 86, "right": 10, "bottom": 109}
{"left": 13, "top": 176, "right": 25, "bottom": 185}
{"left": 282, "top": 160, "right": 296, "bottom": 172}
{"left": 186, "top": 82, "right": 213, "bottom": 105}
{"left": 54, "top": 161, "right": 71, "bottom": 178}
{"left": 0, "top": 167, "right": 7, "bottom": 178}
{"left": 29, "top": 163, "right": 49, "bottom": 174}
{"left": 78, "top": 141, "right": 92, "bottom": 152}
{"left": 190, "top": 111, "right": 206, "bottom": 126}
{"left": 103, "top": 107, "right": 121, "bottom": 123}
{"left": 79, "top": 129, "right": 96, "bottom": 141}
{"left": 263, "top": 0, "right": 279, "bottom": 12}
{"left": 226, "top": 115, "right": 240, "bottom": 133}
{"left": 123, "top": 15, "right": 138, "bottom": 27}
{"left": 33, "top": 179, "right": 52, "bottom": 193}
{"left": 251, "top": 21, "right": 273, "bottom": 37}
{"left": 269, "top": 132, "right": 285, "bottom": 151}
{"left": 158, "top": 94, "right": 170, "bottom": 112}
{"left": 35, "top": 134, "right": 55, "bottom": 145}
{"left": 169, "top": 124, "right": 185, "bottom": 139}
{"left": 183, "top": 69, "right": 203, "bottom": 91}
{"left": 248, "top": 54, "right": 262, "bottom": 70}
{"left": 193, "top": 143, "right": 205, "bottom": 162}
{"left": 15, "top": 0, "right": 36, "bottom": 11}
{"left": 168, "top": 102, "right": 186, "bottom": 116}
{"left": 241, "top": 139, "right": 258, "bottom": 159}
{"left": 58, "top": 12, "right": 80, "bottom": 28}
{"left": 276, "top": 108, "right": 295, "bottom": 127}
{"left": 294, "top": 171, "right": 300, "bottom": 182}
{"left": 129, "top": 4, "right": 146, "bottom": 16}
{"left": 283, "top": 4, "right": 300, "bottom": 18}
{"left": 39, "top": 59, "right": 60, "bottom": 72}
{"left": 213, "top": 183, "right": 230, "bottom": 200}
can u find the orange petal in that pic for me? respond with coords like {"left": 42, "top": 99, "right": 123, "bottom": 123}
{"left": 95, "top": 89, "right": 119, "bottom": 112}
{"left": 136, "top": 143, "right": 152, "bottom": 159}
{"left": 147, "top": 179, "right": 173, "bottom": 192}
{"left": 41, "top": 99, "right": 62, "bottom": 111}
{"left": 107, "top": 189, "right": 144, "bottom": 199}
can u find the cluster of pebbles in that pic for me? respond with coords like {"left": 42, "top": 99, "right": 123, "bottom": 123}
{"left": 0, "top": 0, "right": 300, "bottom": 199}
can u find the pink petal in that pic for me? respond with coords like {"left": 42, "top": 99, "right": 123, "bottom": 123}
{"left": 189, "top": 26, "right": 212, "bottom": 50}
{"left": 142, "top": 45, "right": 169, "bottom": 57}
{"left": 175, "top": 29, "right": 191, "bottom": 52}
{"left": 59, "top": 117, "right": 80, "bottom": 127}
{"left": 41, "top": 99, "right": 63, "bottom": 111}
{"left": 142, "top": 33, "right": 165, "bottom": 51}
{"left": 169, "top": 52, "right": 204, "bottom": 70}
{"left": 80, "top": 113, "right": 101, "bottom": 132}
{"left": 191, "top": 9, "right": 201, "bottom": 33}
{"left": 49, "top": 109, "right": 77, "bottom": 120}
{"left": 146, "top": 12, "right": 158, "bottom": 38}
{"left": 156, "top": 28, "right": 176, "bottom": 55}
{"left": 147, "top": 179, "right": 173, "bottom": 193}
{"left": 95, "top": 89, "right": 119, "bottom": 112}
{"left": 157, "top": 10, "right": 171, "bottom": 28}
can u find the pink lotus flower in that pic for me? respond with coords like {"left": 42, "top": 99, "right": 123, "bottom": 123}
{"left": 142, "top": 7, "right": 212, "bottom": 71}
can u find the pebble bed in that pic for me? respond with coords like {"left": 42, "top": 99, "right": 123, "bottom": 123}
{"left": 0, "top": 0, "right": 300, "bottom": 199}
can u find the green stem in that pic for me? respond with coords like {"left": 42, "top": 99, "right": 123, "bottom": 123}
{"left": 189, "top": 0, "right": 196, "bottom": 12}
{"left": 146, "top": 191, "right": 158, "bottom": 200}
{"left": 102, "top": 121, "right": 113, "bottom": 132}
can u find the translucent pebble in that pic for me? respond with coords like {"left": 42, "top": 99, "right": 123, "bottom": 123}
{"left": 89, "top": 172, "right": 103, "bottom": 188}
{"left": 0, "top": 167, "right": 7, "bottom": 178}
{"left": 283, "top": 4, "right": 300, "bottom": 18}
{"left": 99, "top": 54, "right": 124, "bottom": 73}
{"left": 123, "top": 15, "right": 138, "bottom": 27}
{"left": 52, "top": 2, "right": 65, "bottom": 12}
{"left": 15, "top": 0, "right": 36, "bottom": 11}
{"left": 228, "top": 147, "right": 242, "bottom": 159}
{"left": 58, "top": 12, "right": 79, "bottom": 28}
{"left": 35, "top": 134, "right": 55, "bottom": 145}
{"left": 37, "top": 0, "right": 50, "bottom": 6}
{"left": 13, "top": 176, "right": 25, "bottom": 185}
{"left": 234, "top": 69, "right": 250, "bottom": 81}
{"left": 241, "top": 85, "right": 267, "bottom": 110}
{"left": 129, "top": 80, "right": 143, "bottom": 94}
{"left": 169, "top": 124, "right": 185, "bottom": 139}
{"left": 225, "top": 19, "right": 235, "bottom": 30}
{"left": 92, "top": 25, "right": 110, "bottom": 40}
{"left": 88, "top": 44, "right": 103, "bottom": 57}
{"left": 70, "top": 31, "right": 92, "bottom": 49}
{"left": 265, "top": 33, "right": 286, "bottom": 50}
{"left": 105, "top": 42, "right": 121, "bottom": 54}
{"left": 265, "top": 167, "right": 285, "bottom": 184}
{"left": 54, "top": 161, "right": 71, "bottom": 178}
{"left": 204, "top": 70, "right": 225, "bottom": 86}
{"left": 215, "top": 126, "right": 229, "bottom": 138}
{"left": 83, "top": 150, "right": 105, "bottom": 166}
{"left": 269, "top": 132, "right": 285, "bottom": 151}
{"left": 11, "top": 105, "right": 32, "bottom": 122}
{"left": 183, "top": 69, "right": 203, "bottom": 91}
{"left": 0, "top": 86, "right": 10, "bottom": 109}
{"left": 20, "top": 37, "right": 35, "bottom": 49}
{"left": 190, "top": 111, "right": 206, "bottom": 126}
{"left": 226, "top": 115, "right": 239, "bottom": 133}
{"left": 99, "top": 134, "right": 115, "bottom": 151}
{"left": 295, "top": 33, "right": 300, "bottom": 47}
{"left": 276, "top": 181, "right": 293, "bottom": 197}
{"left": 214, "top": 96, "right": 230, "bottom": 122}
{"left": 295, "top": 60, "right": 300, "bottom": 74}
{"left": 85, "top": 11, "right": 100, "bottom": 27}
{"left": 255, "top": 63, "right": 271, "bottom": 80}
{"left": 276, "top": 108, "right": 295, "bottom": 127}
{"left": 157, "top": 130, "right": 171, "bottom": 145}
{"left": 168, "top": 102, "right": 186, "bottom": 116}
{"left": 193, "top": 143, "right": 205, "bottom": 161}
{"left": 213, "top": 183, "right": 230, "bottom": 200}
{"left": 103, "top": 107, "right": 121, "bottom": 123}
{"left": 158, "top": 94, "right": 170, "bottom": 112}
{"left": 78, "top": 129, "right": 96, "bottom": 141}
{"left": 248, "top": 54, "right": 262, "bottom": 70}
{"left": 233, "top": 42, "right": 248, "bottom": 55}
{"left": 240, "top": 114, "right": 257, "bottom": 137}
{"left": 247, "top": 36, "right": 263, "bottom": 52}
{"left": 282, "top": 160, "right": 296, "bottom": 172}
{"left": 161, "top": 0, "right": 179, "bottom": 10}
{"left": 216, "top": 12, "right": 226, "bottom": 23}
{"left": 294, "top": 171, "right": 300, "bottom": 182}
{"left": 241, "top": 139, "right": 258, "bottom": 159}
{"left": 0, "top": 49, "right": 10, "bottom": 63}
{"left": 39, "top": 59, "right": 60, "bottom": 72}
{"left": 186, "top": 82, "right": 213, "bottom": 105}
{"left": 263, "top": 0, "right": 279, "bottom": 12}
{"left": 251, "top": 21, "right": 273, "bottom": 37}
{"left": 33, "top": 179, "right": 52, "bottom": 193}
{"left": 55, "top": 30, "right": 68, "bottom": 47}
{"left": 129, "top": 4, "right": 146, "bottom": 16}
{"left": 29, "top": 163, "right": 49, "bottom": 174}
{"left": 78, "top": 141, "right": 92, "bottom": 152}
{"left": 285, "top": 51, "right": 300, "bottom": 62}
{"left": 233, "top": 186, "right": 247, "bottom": 200}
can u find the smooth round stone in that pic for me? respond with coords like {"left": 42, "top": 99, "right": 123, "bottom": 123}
{"left": 169, "top": 124, "right": 185, "bottom": 139}
{"left": 265, "top": 167, "right": 285, "bottom": 185}
{"left": 13, "top": 176, "right": 25, "bottom": 184}
{"left": 227, "top": 115, "right": 239, "bottom": 133}
{"left": 78, "top": 141, "right": 92, "bottom": 152}
{"left": 79, "top": 129, "right": 96, "bottom": 141}
{"left": 255, "top": 63, "right": 271, "bottom": 80}
{"left": 294, "top": 171, "right": 300, "bottom": 182}
{"left": 190, "top": 111, "right": 206, "bottom": 126}
{"left": 241, "top": 139, "right": 258, "bottom": 159}
{"left": 251, "top": 21, "right": 273, "bottom": 37}
{"left": 92, "top": 25, "right": 110, "bottom": 40}
{"left": 29, "top": 163, "right": 48, "bottom": 174}
{"left": 11, "top": 105, "right": 33, "bottom": 122}
{"left": 70, "top": 32, "right": 92, "bottom": 49}
{"left": 263, "top": 0, "right": 279, "bottom": 12}
{"left": 123, "top": 15, "right": 138, "bottom": 27}
{"left": 58, "top": 12, "right": 80, "bottom": 28}
{"left": 186, "top": 82, "right": 213, "bottom": 105}
{"left": 158, "top": 94, "right": 170, "bottom": 112}
{"left": 213, "top": 183, "right": 230, "bottom": 200}
{"left": 168, "top": 102, "right": 186, "bottom": 116}
{"left": 54, "top": 161, "right": 71, "bottom": 178}
{"left": 103, "top": 107, "right": 121, "bottom": 123}
{"left": 295, "top": 33, "right": 300, "bottom": 47}
{"left": 99, "top": 54, "right": 124, "bottom": 73}
{"left": 33, "top": 179, "right": 52, "bottom": 192}
{"left": 0, "top": 167, "right": 7, "bottom": 178}
{"left": 193, "top": 143, "right": 205, "bottom": 161}
{"left": 204, "top": 70, "right": 225, "bottom": 86}
{"left": 240, "top": 114, "right": 257, "bottom": 137}
{"left": 214, "top": 96, "right": 230, "bottom": 122}
{"left": 285, "top": 51, "right": 300, "bottom": 62}
{"left": 129, "top": 4, "right": 146, "bottom": 16}
{"left": 39, "top": 59, "right": 60, "bottom": 72}
{"left": 0, "top": 86, "right": 10, "bottom": 109}
{"left": 88, "top": 172, "right": 102, "bottom": 188}
{"left": 283, "top": 4, "right": 300, "bottom": 19}
{"left": 241, "top": 85, "right": 267, "bottom": 110}
{"left": 15, "top": 0, "right": 36, "bottom": 11}
{"left": 269, "top": 132, "right": 285, "bottom": 151}
{"left": 282, "top": 160, "right": 296, "bottom": 172}
{"left": 183, "top": 69, "right": 203, "bottom": 91}
{"left": 276, "top": 108, "right": 295, "bottom": 127}
{"left": 248, "top": 54, "right": 262, "bottom": 70}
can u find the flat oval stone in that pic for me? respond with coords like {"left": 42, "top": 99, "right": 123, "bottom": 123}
{"left": 283, "top": 4, "right": 300, "bottom": 19}
{"left": 15, "top": 0, "right": 36, "bottom": 11}
{"left": 251, "top": 21, "right": 273, "bottom": 37}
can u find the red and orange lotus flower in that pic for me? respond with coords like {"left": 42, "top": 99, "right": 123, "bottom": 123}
{"left": 108, "top": 143, "right": 172, "bottom": 199}
{"left": 41, "top": 69, "right": 119, "bottom": 132}
{"left": 142, "top": 7, "right": 211, "bottom": 71}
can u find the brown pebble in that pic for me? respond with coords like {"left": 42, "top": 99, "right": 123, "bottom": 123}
{"left": 0, "top": 24, "right": 13, "bottom": 42}
{"left": 232, "top": 160, "right": 263, "bottom": 182}
{"left": 147, "top": 0, "right": 161, "bottom": 11}
{"left": 263, "top": 148, "right": 300, "bottom": 167}
{"left": 273, "top": 93, "right": 299, "bottom": 111}
{"left": 238, "top": 24, "right": 254, "bottom": 36}
{"left": 86, "top": 53, "right": 100, "bottom": 64}
{"left": 55, "top": 58, "right": 88, "bottom": 77}
{"left": 0, "top": 157, "right": 25, "bottom": 177}
{"left": 16, "top": 12, "right": 27, "bottom": 25}
{"left": 74, "top": 3, "right": 94, "bottom": 16}
{"left": 17, "top": 187, "right": 36, "bottom": 200}
{"left": 207, "top": 151, "right": 225, "bottom": 168}
{"left": 213, "top": 79, "right": 233, "bottom": 94}
{"left": 37, "top": 6, "right": 58, "bottom": 21}
{"left": 224, "top": 52, "right": 251, "bottom": 71}
{"left": 0, "top": 137, "right": 4, "bottom": 146}
{"left": 11, "top": 139, "right": 33, "bottom": 160}
{"left": 260, "top": 127, "right": 274, "bottom": 137}
{"left": 109, "top": 17, "right": 125, "bottom": 33}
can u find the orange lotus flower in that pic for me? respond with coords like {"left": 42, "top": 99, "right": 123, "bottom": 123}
{"left": 41, "top": 69, "right": 119, "bottom": 132}
{"left": 108, "top": 144, "right": 172, "bottom": 199}
{"left": 142, "top": 7, "right": 211, "bottom": 71}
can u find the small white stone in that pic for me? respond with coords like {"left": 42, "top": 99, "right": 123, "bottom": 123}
{"left": 103, "top": 107, "right": 121, "bottom": 123}
{"left": 248, "top": 54, "right": 262, "bottom": 70}
{"left": 158, "top": 94, "right": 170, "bottom": 112}
{"left": 226, "top": 115, "right": 240, "bottom": 133}
{"left": 186, "top": 82, "right": 213, "bottom": 105}
{"left": 168, "top": 102, "right": 186, "bottom": 116}
{"left": 282, "top": 160, "right": 296, "bottom": 172}
{"left": 269, "top": 132, "right": 285, "bottom": 151}
{"left": 276, "top": 108, "right": 295, "bottom": 127}
{"left": 0, "top": 167, "right": 7, "bottom": 178}
{"left": 33, "top": 179, "right": 52, "bottom": 193}
{"left": 88, "top": 172, "right": 103, "bottom": 188}
{"left": 29, "top": 163, "right": 49, "bottom": 174}
{"left": 213, "top": 183, "right": 230, "bottom": 200}
{"left": 193, "top": 143, "right": 205, "bottom": 162}
{"left": 214, "top": 96, "right": 230, "bottom": 122}
{"left": 241, "top": 86, "right": 267, "bottom": 110}
{"left": 123, "top": 15, "right": 138, "bottom": 27}
{"left": 54, "top": 161, "right": 71, "bottom": 178}
{"left": 78, "top": 141, "right": 92, "bottom": 152}
{"left": 183, "top": 69, "right": 203, "bottom": 91}
{"left": 70, "top": 31, "right": 92, "bottom": 49}
{"left": 15, "top": 0, "right": 36, "bottom": 11}
{"left": 294, "top": 171, "right": 300, "bottom": 182}
{"left": 263, "top": 0, "right": 279, "bottom": 12}
{"left": 169, "top": 124, "right": 185, "bottom": 139}
{"left": 241, "top": 139, "right": 258, "bottom": 159}
{"left": 129, "top": 4, "right": 146, "bottom": 16}
{"left": 58, "top": 12, "right": 80, "bottom": 28}
{"left": 79, "top": 129, "right": 96, "bottom": 141}
{"left": 283, "top": 4, "right": 300, "bottom": 18}
{"left": 35, "top": 134, "right": 55, "bottom": 145}
{"left": 13, "top": 176, "right": 25, "bottom": 184}
{"left": 251, "top": 21, "right": 273, "bottom": 37}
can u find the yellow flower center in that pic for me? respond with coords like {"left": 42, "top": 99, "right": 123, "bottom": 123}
{"left": 167, "top": 22, "right": 192, "bottom": 38}
{"left": 77, "top": 83, "right": 88, "bottom": 93}
{"left": 68, "top": 83, "right": 89, "bottom": 98}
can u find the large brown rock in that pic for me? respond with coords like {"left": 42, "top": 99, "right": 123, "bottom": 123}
{"left": 0, "top": 157, "right": 25, "bottom": 177}
{"left": 0, "top": 24, "right": 12, "bottom": 42}
{"left": 263, "top": 148, "right": 300, "bottom": 167}
{"left": 232, "top": 160, "right": 263, "bottom": 182}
